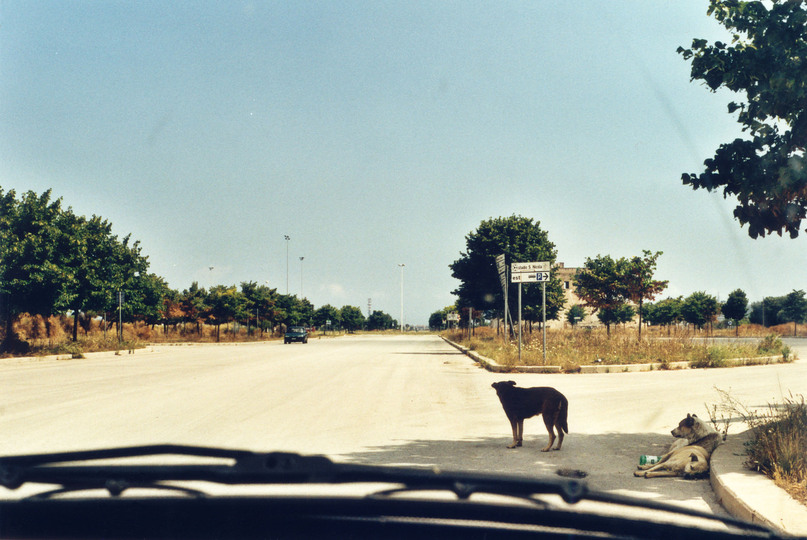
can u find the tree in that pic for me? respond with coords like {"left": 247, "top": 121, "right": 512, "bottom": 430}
{"left": 0, "top": 188, "right": 150, "bottom": 348}
{"left": 449, "top": 216, "right": 564, "bottom": 329}
{"left": 240, "top": 282, "right": 279, "bottom": 336}
{"left": 721, "top": 289, "right": 748, "bottom": 336}
{"left": 0, "top": 189, "right": 68, "bottom": 350}
{"left": 428, "top": 311, "right": 445, "bottom": 330}
{"left": 644, "top": 297, "right": 683, "bottom": 335}
{"left": 597, "top": 304, "right": 635, "bottom": 330}
{"left": 566, "top": 305, "right": 586, "bottom": 326}
{"left": 179, "top": 282, "right": 209, "bottom": 335}
{"left": 206, "top": 285, "right": 246, "bottom": 341}
{"left": 780, "top": 289, "right": 807, "bottom": 336}
{"left": 128, "top": 273, "right": 171, "bottom": 331}
{"left": 681, "top": 292, "right": 720, "bottom": 332}
{"left": 313, "top": 304, "right": 341, "bottom": 329}
{"left": 366, "top": 310, "right": 396, "bottom": 331}
{"left": 749, "top": 295, "right": 786, "bottom": 326}
{"left": 622, "top": 251, "right": 668, "bottom": 340}
{"left": 340, "top": 305, "right": 366, "bottom": 332}
{"left": 573, "top": 254, "right": 626, "bottom": 336}
{"left": 678, "top": 1, "right": 807, "bottom": 238}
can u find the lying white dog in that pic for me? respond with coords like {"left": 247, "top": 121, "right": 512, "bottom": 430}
{"left": 634, "top": 414, "right": 721, "bottom": 479}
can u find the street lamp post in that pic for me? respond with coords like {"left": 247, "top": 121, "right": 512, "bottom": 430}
{"left": 398, "top": 263, "right": 405, "bottom": 332}
{"left": 284, "top": 235, "right": 290, "bottom": 295}
{"left": 299, "top": 256, "right": 304, "bottom": 298}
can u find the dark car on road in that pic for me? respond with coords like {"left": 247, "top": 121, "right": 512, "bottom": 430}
{"left": 284, "top": 326, "right": 308, "bottom": 344}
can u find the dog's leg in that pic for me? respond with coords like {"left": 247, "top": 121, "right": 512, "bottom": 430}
{"left": 548, "top": 411, "right": 564, "bottom": 450}
{"left": 541, "top": 417, "right": 555, "bottom": 452}
{"left": 506, "top": 418, "right": 520, "bottom": 449}
{"left": 643, "top": 469, "right": 680, "bottom": 478}
{"left": 634, "top": 462, "right": 668, "bottom": 477}
{"left": 515, "top": 419, "right": 524, "bottom": 447}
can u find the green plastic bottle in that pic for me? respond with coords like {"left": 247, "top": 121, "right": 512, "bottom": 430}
{"left": 639, "top": 455, "right": 660, "bottom": 466}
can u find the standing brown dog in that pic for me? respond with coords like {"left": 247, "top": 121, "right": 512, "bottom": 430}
{"left": 491, "top": 380, "right": 569, "bottom": 451}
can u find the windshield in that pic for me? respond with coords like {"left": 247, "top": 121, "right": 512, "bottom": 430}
{"left": 1, "top": 1, "right": 806, "bottom": 534}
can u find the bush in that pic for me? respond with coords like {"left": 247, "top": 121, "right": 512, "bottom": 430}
{"left": 745, "top": 395, "right": 807, "bottom": 505}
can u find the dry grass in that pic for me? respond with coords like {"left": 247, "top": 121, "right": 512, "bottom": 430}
{"left": 710, "top": 390, "right": 807, "bottom": 508}
{"left": 444, "top": 326, "right": 792, "bottom": 371}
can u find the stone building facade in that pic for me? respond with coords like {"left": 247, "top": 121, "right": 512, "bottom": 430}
{"left": 549, "top": 262, "right": 599, "bottom": 329}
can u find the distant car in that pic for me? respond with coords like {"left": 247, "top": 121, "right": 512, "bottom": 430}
{"left": 284, "top": 326, "right": 308, "bottom": 344}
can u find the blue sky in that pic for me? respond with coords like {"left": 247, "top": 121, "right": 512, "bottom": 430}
{"left": 2, "top": 1, "right": 805, "bottom": 326}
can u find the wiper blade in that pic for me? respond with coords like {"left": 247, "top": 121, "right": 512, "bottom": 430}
{"left": 0, "top": 444, "right": 584, "bottom": 502}
{"left": 0, "top": 444, "right": 777, "bottom": 536}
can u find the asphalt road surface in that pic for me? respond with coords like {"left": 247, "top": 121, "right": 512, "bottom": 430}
{"left": 1, "top": 334, "right": 805, "bottom": 516}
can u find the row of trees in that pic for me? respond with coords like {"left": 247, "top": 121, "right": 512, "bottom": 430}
{"left": 642, "top": 289, "right": 807, "bottom": 336}
{"left": 447, "top": 216, "right": 807, "bottom": 337}
{"left": 0, "top": 188, "right": 398, "bottom": 352}
{"left": 447, "top": 217, "right": 669, "bottom": 337}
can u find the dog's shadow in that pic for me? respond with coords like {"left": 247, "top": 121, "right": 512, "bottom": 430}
{"left": 335, "top": 431, "right": 726, "bottom": 516}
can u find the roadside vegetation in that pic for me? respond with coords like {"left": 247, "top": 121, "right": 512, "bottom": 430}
{"left": 443, "top": 326, "right": 794, "bottom": 371}
{"left": 709, "top": 389, "right": 807, "bottom": 507}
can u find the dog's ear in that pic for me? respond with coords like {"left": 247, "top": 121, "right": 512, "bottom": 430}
{"left": 505, "top": 380, "right": 516, "bottom": 386}
{"left": 689, "top": 453, "right": 699, "bottom": 462}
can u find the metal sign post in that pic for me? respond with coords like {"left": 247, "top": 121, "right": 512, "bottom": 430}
{"left": 542, "top": 281, "right": 547, "bottom": 364}
{"left": 511, "top": 262, "right": 550, "bottom": 364}
{"left": 518, "top": 282, "right": 522, "bottom": 363}
{"left": 496, "top": 254, "right": 508, "bottom": 342}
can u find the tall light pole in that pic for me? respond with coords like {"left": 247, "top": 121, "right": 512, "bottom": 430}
{"left": 299, "top": 256, "right": 305, "bottom": 298}
{"left": 398, "top": 263, "right": 405, "bottom": 332}
{"left": 284, "top": 235, "right": 290, "bottom": 295}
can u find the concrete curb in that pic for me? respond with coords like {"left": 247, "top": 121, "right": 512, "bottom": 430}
{"left": 440, "top": 337, "right": 560, "bottom": 373}
{"left": 441, "top": 338, "right": 787, "bottom": 375}
{"left": 710, "top": 430, "right": 807, "bottom": 536}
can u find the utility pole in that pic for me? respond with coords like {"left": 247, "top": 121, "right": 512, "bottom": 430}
{"left": 398, "top": 263, "right": 405, "bottom": 332}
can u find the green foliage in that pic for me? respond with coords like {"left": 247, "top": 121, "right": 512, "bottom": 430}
{"left": 680, "top": 291, "right": 720, "bottom": 330}
{"left": 749, "top": 295, "right": 787, "bottom": 326}
{"left": 621, "top": 251, "right": 668, "bottom": 339}
{"left": 722, "top": 288, "right": 748, "bottom": 323}
{"left": 644, "top": 296, "right": 683, "bottom": 328}
{"left": 367, "top": 310, "right": 396, "bottom": 330}
{"left": 679, "top": 0, "right": 807, "bottom": 238}
{"left": 780, "top": 289, "right": 807, "bottom": 336}
{"left": 574, "top": 251, "right": 667, "bottom": 336}
{"left": 313, "top": 304, "right": 341, "bottom": 327}
{"left": 449, "top": 215, "right": 563, "bottom": 322}
{"left": 566, "top": 305, "right": 586, "bottom": 326}
{"left": 240, "top": 281, "right": 280, "bottom": 333}
{"left": 340, "top": 305, "right": 366, "bottom": 331}
{"left": 0, "top": 188, "right": 150, "bottom": 349}
{"left": 597, "top": 304, "right": 635, "bottom": 328}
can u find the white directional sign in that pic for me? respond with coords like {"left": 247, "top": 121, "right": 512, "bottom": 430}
{"left": 511, "top": 271, "right": 550, "bottom": 283}
{"left": 511, "top": 261, "right": 550, "bottom": 273}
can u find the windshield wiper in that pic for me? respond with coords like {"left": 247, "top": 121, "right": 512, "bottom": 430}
{"left": 0, "top": 444, "right": 585, "bottom": 502}
{"left": 0, "top": 444, "right": 778, "bottom": 537}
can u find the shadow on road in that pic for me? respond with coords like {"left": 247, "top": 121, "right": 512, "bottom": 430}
{"left": 335, "top": 431, "right": 727, "bottom": 516}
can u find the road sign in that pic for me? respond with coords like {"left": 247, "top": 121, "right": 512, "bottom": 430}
{"left": 511, "top": 271, "right": 550, "bottom": 283}
{"left": 495, "top": 254, "right": 506, "bottom": 274}
{"left": 511, "top": 261, "right": 549, "bottom": 273}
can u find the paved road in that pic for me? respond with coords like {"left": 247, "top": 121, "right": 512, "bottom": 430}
{"left": 1, "top": 334, "right": 805, "bottom": 516}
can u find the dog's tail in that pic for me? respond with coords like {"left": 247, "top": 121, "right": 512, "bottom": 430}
{"left": 558, "top": 394, "right": 569, "bottom": 434}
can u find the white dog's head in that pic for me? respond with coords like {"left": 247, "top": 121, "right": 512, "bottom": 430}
{"left": 671, "top": 413, "right": 715, "bottom": 443}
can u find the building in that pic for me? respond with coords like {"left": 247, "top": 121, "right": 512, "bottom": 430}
{"left": 549, "top": 262, "right": 599, "bottom": 329}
